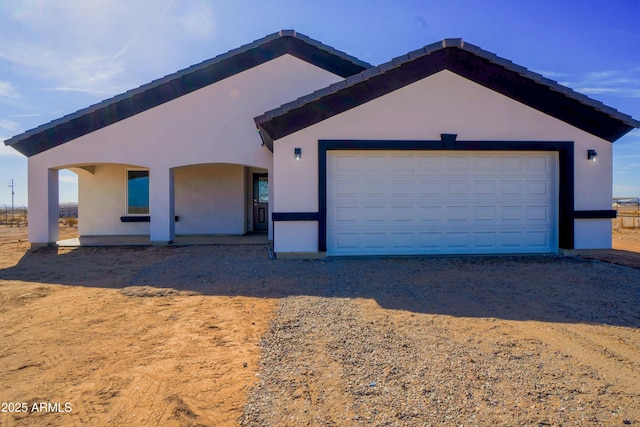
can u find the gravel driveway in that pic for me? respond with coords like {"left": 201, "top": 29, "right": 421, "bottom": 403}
{"left": 125, "top": 246, "right": 640, "bottom": 425}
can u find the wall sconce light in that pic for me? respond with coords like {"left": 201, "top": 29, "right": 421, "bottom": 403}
{"left": 587, "top": 149, "right": 598, "bottom": 162}
{"left": 294, "top": 147, "right": 302, "bottom": 160}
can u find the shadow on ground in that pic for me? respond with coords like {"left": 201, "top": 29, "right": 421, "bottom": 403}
{"left": 2, "top": 245, "right": 639, "bottom": 327}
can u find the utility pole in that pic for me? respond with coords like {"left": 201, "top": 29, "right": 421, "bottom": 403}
{"left": 8, "top": 179, "right": 14, "bottom": 225}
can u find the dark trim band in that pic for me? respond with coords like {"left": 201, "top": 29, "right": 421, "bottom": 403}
{"left": 318, "top": 136, "right": 575, "bottom": 253}
{"left": 121, "top": 216, "right": 180, "bottom": 223}
{"left": 573, "top": 210, "right": 617, "bottom": 219}
{"left": 272, "top": 212, "right": 320, "bottom": 221}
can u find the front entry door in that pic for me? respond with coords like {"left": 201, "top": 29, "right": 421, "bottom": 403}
{"left": 253, "top": 174, "right": 268, "bottom": 232}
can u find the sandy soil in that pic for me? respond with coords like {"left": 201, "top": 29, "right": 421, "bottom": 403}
{"left": 0, "top": 226, "right": 276, "bottom": 426}
{"left": 1, "top": 224, "right": 639, "bottom": 426}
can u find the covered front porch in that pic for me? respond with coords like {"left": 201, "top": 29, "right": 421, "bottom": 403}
{"left": 29, "top": 161, "right": 272, "bottom": 247}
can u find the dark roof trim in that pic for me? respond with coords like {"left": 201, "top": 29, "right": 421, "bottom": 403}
{"left": 256, "top": 39, "right": 640, "bottom": 149}
{"left": 5, "top": 30, "right": 371, "bottom": 157}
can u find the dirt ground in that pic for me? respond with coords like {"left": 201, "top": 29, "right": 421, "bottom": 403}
{"left": 0, "top": 225, "right": 277, "bottom": 426}
{"left": 0, "top": 223, "right": 639, "bottom": 426}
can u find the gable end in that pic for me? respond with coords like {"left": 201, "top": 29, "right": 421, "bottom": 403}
{"left": 256, "top": 40, "right": 640, "bottom": 147}
{"left": 5, "top": 30, "right": 371, "bottom": 157}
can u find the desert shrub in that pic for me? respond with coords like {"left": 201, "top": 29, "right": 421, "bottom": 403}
{"left": 63, "top": 217, "right": 78, "bottom": 227}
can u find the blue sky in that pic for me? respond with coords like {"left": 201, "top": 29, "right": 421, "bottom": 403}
{"left": 1, "top": 0, "right": 639, "bottom": 207}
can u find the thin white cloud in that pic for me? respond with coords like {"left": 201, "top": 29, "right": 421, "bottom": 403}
{"left": 0, "top": 0, "right": 217, "bottom": 99}
{"left": 42, "top": 87, "right": 120, "bottom": 96}
{"left": 8, "top": 113, "right": 41, "bottom": 118}
{"left": 576, "top": 87, "right": 640, "bottom": 98}
{"left": 0, "top": 138, "right": 23, "bottom": 157}
{"left": 583, "top": 70, "right": 618, "bottom": 80}
{"left": 567, "top": 68, "right": 640, "bottom": 98}
{"left": 179, "top": 0, "right": 215, "bottom": 39}
{"left": 0, "top": 118, "right": 20, "bottom": 133}
{"left": 575, "top": 87, "right": 621, "bottom": 95}
{"left": 0, "top": 81, "right": 19, "bottom": 99}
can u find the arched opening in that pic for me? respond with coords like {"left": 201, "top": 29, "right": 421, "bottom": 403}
{"left": 63, "top": 163, "right": 150, "bottom": 239}
{"left": 173, "top": 163, "right": 268, "bottom": 236}
{"left": 57, "top": 168, "right": 79, "bottom": 240}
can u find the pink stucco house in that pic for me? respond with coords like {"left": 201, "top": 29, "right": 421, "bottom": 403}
{"left": 5, "top": 31, "right": 639, "bottom": 257}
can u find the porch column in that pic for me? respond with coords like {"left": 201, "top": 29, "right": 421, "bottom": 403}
{"left": 267, "top": 164, "right": 274, "bottom": 241}
{"left": 28, "top": 165, "right": 59, "bottom": 247}
{"left": 149, "top": 167, "right": 175, "bottom": 245}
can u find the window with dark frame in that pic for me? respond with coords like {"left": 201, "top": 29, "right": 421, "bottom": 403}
{"left": 127, "top": 170, "right": 150, "bottom": 215}
{"left": 258, "top": 176, "right": 269, "bottom": 203}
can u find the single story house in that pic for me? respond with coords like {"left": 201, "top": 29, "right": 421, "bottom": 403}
{"left": 5, "top": 30, "right": 639, "bottom": 257}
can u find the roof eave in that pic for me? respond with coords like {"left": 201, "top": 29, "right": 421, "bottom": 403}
{"left": 257, "top": 40, "right": 639, "bottom": 144}
{"left": 7, "top": 30, "right": 372, "bottom": 158}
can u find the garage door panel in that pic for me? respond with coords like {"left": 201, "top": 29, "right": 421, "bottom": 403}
{"left": 391, "top": 180, "right": 414, "bottom": 196}
{"left": 474, "top": 156, "right": 498, "bottom": 170}
{"left": 419, "top": 156, "right": 443, "bottom": 171}
{"left": 327, "top": 151, "right": 558, "bottom": 255}
{"left": 363, "top": 156, "right": 386, "bottom": 170}
{"left": 501, "top": 156, "right": 523, "bottom": 170}
{"left": 447, "top": 180, "right": 469, "bottom": 195}
{"left": 335, "top": 207, "right": 359, "bottom": 223}
{"left": 527, "top": 180, "right": 550, "bottom": 196}
{"left": 526, "top": 206, "right": 550, "bottom": 222}
{"left": 526, "top": 231, "right": 551, "bottom": 248}
{"left": 447, "top": 232, "right": 471, "bottom": 248}
{"left": 334, "top": 233, "right": 359, "bottom": 250}
{"left": 334, "top": 180, "right": 358, "bottom": 197}
{"left": 500, "top": 232, "right": 523, "bottom": 247}
{"left": 364, "top": 207, "right": 386, "bottom": 222}
{"left": 365, "top": 180, "right": 387, "bottom": 196}
{"left": 474, "top": 206, "right": 497, "bottom": 222}
{"left": 473, "top": 232, "right": 496, "bottom": 248}
{"left": 500, "top": 206, "right": 523, "bottom": 221}
{"left": 335, "top": 155, "right": 359, "bottom": 171}
{"left": 420, "top": 180, "right": 442, "bottom": 195}
{"left": 447, "top": 207, "right": 469, "bottom": 222}
{"left": 391, "top": 206, "right": 414, "bottom": 222}
{"left": 526, "top": 155, "right": 550, "bottom": 171}
{"left": 363, "top": 233, "right": 386, "bottom": 249}
{"left": 474, "top": 180, "right": 497, "bottom": 195}
{"left": 501, "top": 180, "right": 523, "bottom": 195}
{"left": 420, "top": 206, "right": 442, "bottom": 222}
{"left": 447, "top": 156, "right": 469, "bottom": 170}
{"left": 391, "top": 233, "right": 414, "bottom": 249}
{"left": 390, "top": 155, "right": 414, "bottom": 171}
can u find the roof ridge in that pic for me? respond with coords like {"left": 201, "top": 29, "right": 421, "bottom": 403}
{"left": 256, "top": 38, "right": 640, "bottom": 131}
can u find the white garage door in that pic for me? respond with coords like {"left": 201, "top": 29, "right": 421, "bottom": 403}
{"left": 327, "top": 151, "right": 558, "bottom": 256}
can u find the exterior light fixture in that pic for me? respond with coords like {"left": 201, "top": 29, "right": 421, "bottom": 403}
{"left": 587, "top": 149, "right": 598, "bottom": 162}
{"left": 294, "top": 147, "right": 302, "bottom": 160}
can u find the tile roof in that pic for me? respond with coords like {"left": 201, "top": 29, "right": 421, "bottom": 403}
{"left": 5, "top": 30, "right": 372, "bottom": 157}
{"left": 255, "top": 38, "right": 640, "bottom": 149}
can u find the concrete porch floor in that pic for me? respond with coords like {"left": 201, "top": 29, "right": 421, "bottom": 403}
{"left": 56, "top": 234, "right": 269, "bottom": 247}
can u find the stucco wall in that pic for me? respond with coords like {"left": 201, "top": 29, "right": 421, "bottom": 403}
{"left": 28, "top": 54, "right": 344, "bottom": 242}
{"left": 174, "top": 164, "right": 245, "bottom": 235}
{"left": 574, "top": 219, "right": 612, "bottom": 249}
{"left": 78, "top": 163, "right": 250, "bottom": 236}
{"left": 272, "top": 70, "right": 613, "bottom": 253}
{"left": 78, "top": 164, "right": 150, "bottom": 236}
{"left": 28, "top": 54, "right": 342, "bottom": 170}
